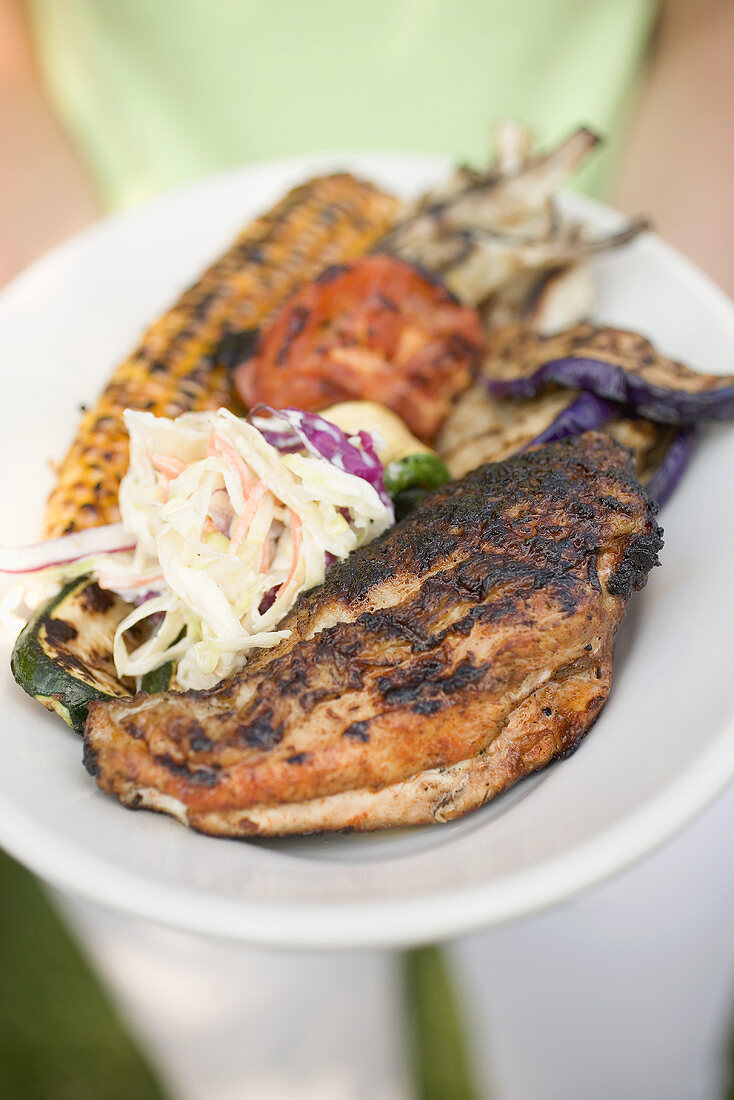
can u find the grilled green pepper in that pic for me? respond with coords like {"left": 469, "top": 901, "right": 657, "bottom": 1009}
{"left": 384, "top": 452, "right": 450, "bottom": 497}
{"left": 384, "top": 453, "right": 450, "bottom": 518}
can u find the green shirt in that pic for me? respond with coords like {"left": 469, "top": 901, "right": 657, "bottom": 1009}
{"left": 28, "top": 0, "right": 657, "bottom": 211}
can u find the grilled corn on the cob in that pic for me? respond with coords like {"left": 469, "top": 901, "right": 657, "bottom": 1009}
{"left": 44, "top": 173, "right": 399, "bottom": 536}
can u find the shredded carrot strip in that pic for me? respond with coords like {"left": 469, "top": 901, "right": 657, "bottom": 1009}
{"left": 278, "top": 512, "right": 303, "bottom": 596}
{"left": 149, "top": 452, "right": 186, "bottom": 479}
{"left": 228, "top": 485, "right": 267, "bottom": 555}
{"left": 208, "top": 430, "right": 255, "bottom": 499}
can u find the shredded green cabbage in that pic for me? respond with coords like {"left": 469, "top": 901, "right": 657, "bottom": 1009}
{"left": 106, "top": 408, "right": 392, "bottom": 690}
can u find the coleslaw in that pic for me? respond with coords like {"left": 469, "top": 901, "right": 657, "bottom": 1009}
{"left": 3, "top": 407, "right": 393, "bottom": 690}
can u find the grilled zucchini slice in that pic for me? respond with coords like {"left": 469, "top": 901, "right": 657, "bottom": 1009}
{"left": 11, "top": 576, "right": 133, "bottom": 732}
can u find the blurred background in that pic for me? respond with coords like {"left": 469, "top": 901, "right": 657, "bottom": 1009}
{"left": 1, "top": 1, "right": 734, "bottom": 1097}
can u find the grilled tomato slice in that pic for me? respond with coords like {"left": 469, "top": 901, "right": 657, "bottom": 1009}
{"left": 234, "top": 255, "right": 485, "bottom": 443}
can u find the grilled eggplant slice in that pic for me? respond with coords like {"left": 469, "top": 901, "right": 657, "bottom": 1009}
{"left": 438, "top": 381, "right": 695, "bottom": 507}
{"left": 484, "top": 321, "right": 734, "bottom": 422}
{"left": 11, "top": 577, "right": 133, "bottom": 732}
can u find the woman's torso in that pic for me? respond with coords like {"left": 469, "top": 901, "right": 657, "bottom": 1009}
{"left": 28, "top": 0, "right": 657, "bottom": 209}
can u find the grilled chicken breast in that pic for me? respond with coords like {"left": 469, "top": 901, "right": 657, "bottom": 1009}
{"left": 84, "top": 433, "right": 662, "bottom": 835}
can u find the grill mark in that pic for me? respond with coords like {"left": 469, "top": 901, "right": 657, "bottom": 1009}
{"left": 190, "top": 733, "right": 213, "bottom": 753}
{"left": 315, "top": 263, "right": 347, "bottom": 284}
{"left": 411, "top": 699, "right": 444, "bottom": 715}
{"left": 286, "top": 753, "right": 312, "bottom": 765}
{"left": 216, "top": 327, "right": 260, "bottom": 370}
{"left": 42, "top": 617, "right": 78, "bottom": 645}
{"left": 156, "top": 753, "right": 220, "bottom": 787}
{"left": 234, "top": 708, "right": 284, "bottom": 751}
{"left": 600, "top": 494, "right": 635, "bottom": 516}
{"left": 343, "top": 720, "right": 371, "bottom": 742}
{"left": 275, "top": 305, "right": 310, "bottom": 365}
{"left": 79, "top": 583, "right": 116, "bottom": 614}
{"left": 47, "top": 649, "right": 99, "bottom": 679}
{"left": 377, "top": 659, "right": 489, "bottom": 708}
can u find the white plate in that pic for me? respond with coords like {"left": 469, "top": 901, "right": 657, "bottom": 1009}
{"left": 1, "top": 152, "right": 733, "bottom": 950}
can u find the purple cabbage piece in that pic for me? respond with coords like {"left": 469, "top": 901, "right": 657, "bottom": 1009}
{"left": 645, "top": 427, "right": 697, "bottom": 506}
{"left": 525, "top": 391, "right": 618, "bottom": 449}
{"left": 257, "top": 586, "right": 278, "bottom": 615}
{"left": 487, "top": 357, "right": 734, "bottom": 425}
{"left": 248, "top": 405, "right": 393, "bottom": 513}
{"left": 253, "top": 427, "right": 303, "bottom": 454}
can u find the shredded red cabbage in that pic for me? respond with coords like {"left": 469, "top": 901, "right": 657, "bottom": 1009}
{"left": 249, "top": 406, "right": 393, "bottom": 512}
{"left": 0, "top": 523, "right": 134, "bottom": 576}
